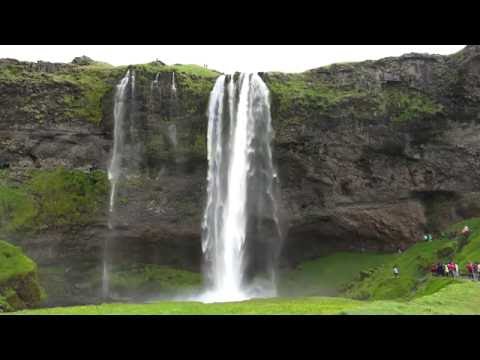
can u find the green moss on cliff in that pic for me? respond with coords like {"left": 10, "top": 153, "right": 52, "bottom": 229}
{"left": 94, "top": 263, "right": 202, "bottom": 296}
{"left": 0, "top": 183, "right": 37, "bottom": 233}
{"left": 58, "top": 64, "right": 127, "bottom": 124}
{"left": 0, "top": 240, "right": 45, "bottom": 311}
{"left": 0, "top": 240, "right": 36, "bottom": 283}
{"left": 0, "top": 61, "right": 126, "bottom": 125}
{"left": 266, "top": 73, "right": 367, "bottom": 118}
{"left": 381, "top": 86, "right": 444, "bottom": 123}
{"left": 0, "top": 168, "right": 108, "bottom": 234}
{"left": 265, "top": 71, "right": 445, "bottom": 128}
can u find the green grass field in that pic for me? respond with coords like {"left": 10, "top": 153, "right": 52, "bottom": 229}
{"left": 5, "top": 218, "right": 480, "bottom": 315}
{"left": 9, "top": 281, "right": 480, "bottom": 315}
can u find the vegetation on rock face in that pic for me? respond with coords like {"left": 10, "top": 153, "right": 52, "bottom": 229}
{"left": 381, "top": 85, "right": 444, "bottom": 123}
{"left": 265, "top": 71, "right": 445, "bottom": 129}
{"left": 0, "top": 168, "right": 108, "bottom": 234}
{"left": 266, "top": 72, "right": 370, "bottom": 121}
{"left": 0, "top": 61, "right": 126, "bottom": 125}
{"left": 0, "top": 59, "right": 218, "bottom": 129}
{"left": 0, "top": 240, "right": 45, "bottom": 312}
{"left": 105, "top": 263, "right": 202, "bottom": 296}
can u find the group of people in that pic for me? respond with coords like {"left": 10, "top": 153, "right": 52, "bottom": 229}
{"left": 431, "top": 261, "right": 480, "bottom": 280}
{"left": 431, "top": 262, "right": 460, "bottom": 278}
{"left": 392, "top": 225, "right": 474, "bottom": 280}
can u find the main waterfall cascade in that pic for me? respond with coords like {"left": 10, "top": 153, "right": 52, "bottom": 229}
{"left": 103, "top": 70, "right": 134, "bottom": 298}
{"left": 199, "top": 73, "right": 283, "bottom": 303}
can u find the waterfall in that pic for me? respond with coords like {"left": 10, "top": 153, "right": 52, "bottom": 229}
{"left": 199, "top": 73, "right": 281, "bottom": 303}
{"left": 171, "top": 72, "right": 177, "bottom": 94}
{"left": 103, "top": 70, "right": 132, "bottom": 299}
{"left": 107, "top": 70, "right": 130, "bottom": 217}
{"left": 151, "top": 72, "right": 159, "bottom": 91}
{"left": 131, "top": 70, "right": 136, "bottom": 98}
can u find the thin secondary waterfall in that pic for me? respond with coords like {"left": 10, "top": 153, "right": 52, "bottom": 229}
{"left": 171, "top": 72, "right": 177, "bottom": 94}
{"left": 168, "top": 124, "right": 177, "bottom": 149}
{"left": 107, "top": 70, "right": 130, "bottom": 218}
{"left": 200, "top": 73, "right": 280, "bottom": 303}
{"left": 103, "top": 70, "right": 132, "bottom": 298}
{"left": 151, "top": 72, "right": 159, "bottom": 91}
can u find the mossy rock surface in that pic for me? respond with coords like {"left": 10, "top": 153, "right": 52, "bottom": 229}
{"left": 0, "top": 240, "right": 45, "bottom": 312}
{"left": 96, "top": 263, "right": 202, "bottom": 298}
{"left": 0, "top": 167, "right": 108, "bottom": 234}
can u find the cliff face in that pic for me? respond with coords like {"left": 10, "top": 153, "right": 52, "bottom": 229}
{"left": 267, "top": 45, "right": 480, "bottom": 263}
{"left": 1, "top": 46, "right": 480, "bottom": 304}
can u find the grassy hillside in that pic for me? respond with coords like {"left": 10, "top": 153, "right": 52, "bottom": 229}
{"left": 278, "top": 251, "right": 395, "bottom": 296}
{"left": 344, "top": 218, "right": 480, "bottom": 301}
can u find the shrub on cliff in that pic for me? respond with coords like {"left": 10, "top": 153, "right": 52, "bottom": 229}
{"left": 0, "top": 168, "right": 108, "bottom": 234}
{"left": 0, "top": 240, "right": 45, "bottom": 312}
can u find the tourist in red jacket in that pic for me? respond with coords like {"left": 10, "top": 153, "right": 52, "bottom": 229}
{"left": 467, "top": 262, "right": 474, "bottom": 279}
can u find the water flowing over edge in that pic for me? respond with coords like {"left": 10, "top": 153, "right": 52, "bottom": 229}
{"left": 103, "top": 70, "right": 132, "bottom": 299}
{"left": 193, "top": 73, "right": 280, "bottom": 303}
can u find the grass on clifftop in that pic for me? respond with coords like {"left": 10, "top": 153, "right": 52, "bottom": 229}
{"left": 265, "top": 71, "right": 444, "bottom": 127}
{"left": 0, "top": 61, "right": 126, "bottom": 125}
{"left": 59, "top": 64, "right": 126, "bottom": 125}
{"left": 0, "top": 60, "right": 218, "bottom": 126}
{"left": 266, "top": 73, "right": 368, "bottom": 118}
